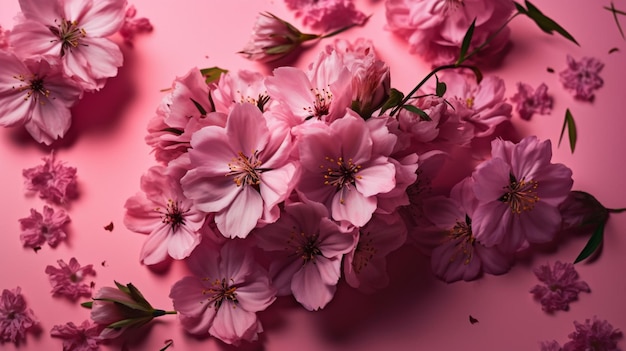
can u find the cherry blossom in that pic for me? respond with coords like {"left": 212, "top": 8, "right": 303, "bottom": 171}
{"left": 530, "top": 261, "right": 590, "bottom": 313}
{"left": 0, "top": 287, "right": 38, "bottom": 344}
{"left": 50, "top": 320, "right": 101, "bottom": 351}
{"left": 23, "top": 151, "right": 78, "bottom": 205}
{"left": 563, "top": 317, "right": 622, "bottom": 351}
{"left": 559, "top": 55, "right": 604, "bottom": 102}
{"left": 45, "top": 258, "right": 96, "bottom": 300}
{"left": 118, "top": 4, "right": 153, "bottom": 47}
{"left": 511, "top": 82, "right": 553, "bottom": 120}
{"left": 284, "top": 0, "right": 367, "bottom": 31}
{"left": 19, "top": 205, "right": 70, "bottom": 248}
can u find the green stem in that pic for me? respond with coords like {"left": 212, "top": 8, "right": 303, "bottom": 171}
{"left": 462, "top": 12, "right": 521, "bottom": 64}
{"left": 608, "top": 208, "right": 626, "bottom": 213}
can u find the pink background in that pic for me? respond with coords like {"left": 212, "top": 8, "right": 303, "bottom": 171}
{"left": 2, "top": 0, "right": 626, "bottom": 350}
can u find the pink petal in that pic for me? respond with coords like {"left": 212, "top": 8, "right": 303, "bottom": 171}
{"left": 215, "top": 186, "right": 263, "bottom": 238}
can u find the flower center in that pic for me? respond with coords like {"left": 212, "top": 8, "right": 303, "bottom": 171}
{"left": 442, "top": 0, "right": 464, "bottom": 14}
{"left": 321, "top": 156, "right": 362, "bottom": 203}
{"left": 352, "top": 231, "right": 377, "bottom": 274}
{"left": 12, "top": 74, "right": 51, "bottom": 103}
{"left": 287, "top": 231, "right": 322, "bottom": 263}
{"left": 466, "top": 96, "right": 475, "bottom": 108}
{"left": 48, "top": 18, "right": 87, "bottom": 57}
{"left": 305, "top": 87, "right": 332, "bottom": 120}
{"left": 447, "top": 215, "right": 475, "bottom": 265}
{"left": 227, "top": 151, "right": 266, "bottom": 189}
{"left": 156, "top": 199, "right": 188, "bottom": 232}
{"left": 499, "top": 174, "right": 540, "bottom": 214}
{"left": 236, "top": 91, "right": 271, "bottom": 112}
{"left": 202, "top": 278, "right": 238, "bottom": 309}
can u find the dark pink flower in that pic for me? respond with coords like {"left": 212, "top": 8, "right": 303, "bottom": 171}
{"left": 0, "top": 53, "right": 83, "bottom": 144}
{"left": 19, "top": 205, "right": 70, "bottom": 248}
{"left": 511, "top": 82, "right": 553, "bottom": 120}
{"left": 169, "top": 241, "right": 276, "bottom": 345}
{"left": 45, "top": 258, "right": 96, "bottom": 300}
{"left": 530, "top": 261, "right": 590, "bottom": 313}
{"left": 284, "top": 0, "right": 367, "bottom": 31}
{"left": 50, "top": 320, "right": 101, "bottom": 351}
{"left": 559, "top": 55, "right": 604, "bottom": 102}
{"left": 471, "top": 136, "right": 573, "bottom": 253}
{"left": 118, "top": 4, "right": 153, "bottom": 47}
{"left": 0, "top": 25, "right": 9, "bottom": 49}
{"left": 255, "top": 201, "right": 356, "bottom": 310}
{"left": 23, "top": 151, "right": 78, "bottom": 205}
{"left": 10, "top": 0, "right": 127, "bottom": 91}
{"left": 562, "top": 317, "right": 622, "bottom": 351}
{"left": 124, "top": 165, "right": 205, "bottom": 265}
{"left": 0, "top": 287, "right": 38, "bottom": 344}
{"left": 540, "top": 340, "right": 562, "bottom": 351}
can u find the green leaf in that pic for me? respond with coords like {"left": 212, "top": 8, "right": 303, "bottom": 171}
{"left": 160, "top": 127, "right": 184, "bottom": 136}
{"left": 160, "top": 340, "right": 174, "bottom": 351}
{"left": 263, "top": 44, "right": 296, "bottom": 55}
{"left": 81, "top": 301, "right": 93, "bottom": 309}
{"left": 514, "top": 1, "right": 528, "bottom": 14}
{"left": 605, "top": 2, "right": 626, "bottom": 40}
{"left": 106, "top": 316, "right": 153, "bottom": 329}
{"left": 199, "top": 67, "right": 228, "bottom": 84}
{"left": 115, "top": 281, "right": 131, "bottom": 294}
{"left": 190, "top": 98, "right": 207, "bottom": 116}
{"left": 457, "top": 18, "right": 476, "bottom": 64}
{"left": 127, "top": 283, "right": 153, "bottom": 310}
{"left": 402, "top": 105, "right": 432, "bottom": 121}
{"left": 465, "top": 65, "right": 483, "bottom": 84}
{"left": 574, "top": 221, "right": 604, "bottom": 263}
{"left": 558, "top": 108, "right": 577, "bottom": 153}
{"left": 435, "top": 75, "right": 447, "bottom": 97}
{"left": 523, "top": 0, "right": 580, "bottom": 46}
{"left": 379, "top": 88, "right": 404, "bottom": 115}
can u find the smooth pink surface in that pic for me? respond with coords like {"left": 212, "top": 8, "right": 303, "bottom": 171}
{"left": 2, "top": 0, "right": 626, "bottom": 350}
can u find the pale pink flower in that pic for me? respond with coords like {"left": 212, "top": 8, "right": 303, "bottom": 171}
{"left": 385, "top": 0, "right": 514, "bottom": 65}
{"left": 0, "top": 287, "right": 38, "bottom": 344}
{"left": 211, "top": 70, "right": 272, "bottom": 114}
{"left": 511, "top": 82, "right": 553, "bottom": 120}
{"left": 50, "top": 320, "right": 101, "bottom": 351}
{"left": 563, "top": 317, "right": 622, "bottom": 351}
{"left": 471, "top": 136, "right": 573, "bottom": 253}
{"left": 284, "top": 0, "right": 367, "bottom": 31}
{"left": 23, "top": 151, "right": 78, "bottom": 205}
{"left": 0, "top": 26, "right": 9, "bottom": 49}
{"left": 0, "top": 52, "right": 83, "bottom": 145}
{"left": 530, "top": 261, "right": 590, "bottom": 313}
{"left": 265, "top": 49, "right": 352, "bottom": 126}
{"left": 19, "top": 205, "right": 70, "bottom": 248}
{"left": 540, "top": 340, "right": 562, "bottom": 351}
{"left": 424, "top": 178, "right": 512, "bottom": 282}
{"left": 239, "top": 12, "right": 319, "bottom": 63}
{"left": 297, "top": 112, "right": 397, "bottom": 226}
{"left": 124, "top": 165, "right": 205, "bottom": 265}
{"left": 146, "top": 68, "right": 226, "bottom": 164}
{"left": 439, "top": 71, "right": 512, "bottom": 136}
{"left": 10, "top": 0, "right": 127, "bottom": 90}
{"left": 255, "top": 201, "right": 356, "bottom": 310}
{"left": 559, "top": 55, "right": 604, "bottom": 102}
{"left": 181, "top": 103, "right": 297, "bottom": 238}
{"left": 45, "top": 258, "right": 96, "bottom": 300}
{"left": 169, "top": 241, "right": 276, "bottom": 345}
{"left": 343, "top": 213, "right": 406, "bottom": 292}
{"left": 118, "top": 4, "right": 153, "bottom": 47}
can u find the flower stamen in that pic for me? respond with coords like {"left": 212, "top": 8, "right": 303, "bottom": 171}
{"left": 499, "top": 174, "right": 540, "bottom": 214}
{"left": 48, "top": 18, "right": 87, "bottom": 57}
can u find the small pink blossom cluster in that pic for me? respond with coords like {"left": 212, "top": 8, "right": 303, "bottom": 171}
{"left": 283, "top": 0, "right": 368, "bottom": 31}
{"left": 122, "top": 36, "right": 581, "bottom": 345}
{"left": 385, "top": 0, "right": 515, "bottom": 65}
{"left": 0, "top": 0, "right": 151, "bottom": 144}
{"left": 540, "top": 317, "right": 622, "bottom": 351}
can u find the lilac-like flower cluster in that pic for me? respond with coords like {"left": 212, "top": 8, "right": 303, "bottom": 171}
{"left": 541, "top": 317, "right": 622, "bottom": 351}
{"left": 530, "top": 261, "right": 590, "bottom": 313}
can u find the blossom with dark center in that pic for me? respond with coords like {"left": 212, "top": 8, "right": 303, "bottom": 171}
{"left": 530, "top": 261, "right": 590, "bottom": 313}
{"left": 0, "top": 287, "right": 38, "bottom": 344}
{"left": 45, "top": 258, "right": 96, "bottom": 300}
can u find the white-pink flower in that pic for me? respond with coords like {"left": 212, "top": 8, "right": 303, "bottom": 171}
{"left": 255, "top": 201, "right": 356, "bottom": 310}
{"left": 169, "top": 241, "right": 276, "bottom": 345}
{"left": 0, "top": 52, "right": 82, "bottom": 144}
{"left": 297, "top": 112, "right": 397, "bottom": 226}
{"left": 124, "top": 165, "right": 205, "bottom": 265}
{"left": 45, "top": 258, "right": 96, "bottom": 300}
{"left": 10, "top": 0, "right": 127, "bottom": 90}
{"left": 181, "top": 103, "right": 298, "bottom": 238}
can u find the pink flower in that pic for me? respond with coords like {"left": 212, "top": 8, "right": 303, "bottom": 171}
{"left": 471, "top": 136, "right": 573, "bottom": 253}
{"left": 19, "top": 205, "right": 70, "bottom": 248}
{"left": 297, "top": 112, "right": 397, "bottom": 226}
{"left": 23, "top": 151, "right": 78, "bottom": 205}
{"left": 239, "top": 12, "right": 319, "bottom": 63}
{"left": 423, "top": 178, "right": 512, "bottom": 282}
{"left": 511, "top": 82, "right": 553, "bottom": 120}
{"left": 0, "top": 287, "right": 38, "bottom": 344}
{"left": 169, "top": 241, "right": 276, "bottom": 345}
{"left": 0, "top": 25, "right": 9, "bottom": 49}
{"left": 385, "top": 0, "right": 514, "bottom": 65}
{"left": 145, "top": 67, "right": 226, "bottom": 164}
{"left": 181, "top": 103, "right": 298, "bottom": 238}
{"left": 0, "top": 52, "right": 83, "bottom": 145}
{"left": 10, "top": 0, "right": 127, "bottom": 90}
{"left": 255, "top": 202, "right": 356, "bottom": 310}
{"left": 559, "top": 55, "right": 604, "bottom": 102}
{"left": 439, "top": 71, "right": 512, "bottom": 137}
{"left": 284, "top": 0, "right": 367, "bottom": 31}
{"left": 562, "top": 317, "right": 622, "bottom": 351}
{"left": 530, "top": 261, "right": 590, "bottom": 313}
{"left": 50, "top": 320, "right": 101, "bottom": 351}
{"left": 540, "top": 340, "right": 562, "bottom": 351}
{"left": 45, "top": 258, "right": 96, "bottom": 300}
{"left": 118, "top": 4, "right": 153, "bottom": 47}
{"left": 211, "top": 70, "right": 273, "bottom": 114}
{"left": 124, "top": 165, "right": 205, "bottom": 265}
{"left": 343, "top": 213, "right": 406, "bottom": 292}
